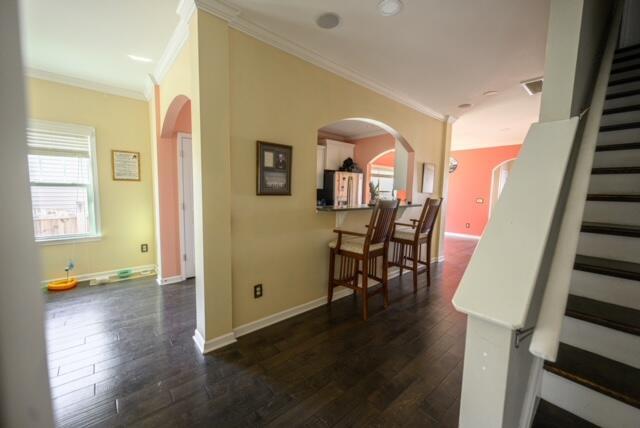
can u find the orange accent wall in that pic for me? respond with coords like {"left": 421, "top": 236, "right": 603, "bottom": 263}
{"left": 446, "top": 144, "right": 521, "bottom": 237}
{"left": 373, "top": 151, "right": 395, "bottom": 167}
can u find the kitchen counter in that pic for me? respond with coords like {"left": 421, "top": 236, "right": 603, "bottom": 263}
{"left": 316, "top": 203, "right": 422, "bottom": 212}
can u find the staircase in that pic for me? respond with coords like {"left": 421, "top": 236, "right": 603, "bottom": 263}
{"left": 532, "top": 43, "right": 640, "bottom": 428}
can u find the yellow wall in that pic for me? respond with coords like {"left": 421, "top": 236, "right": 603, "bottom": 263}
{"left": 27, "top": 78, "right": 155, "bottom": 280}
{"left": 228, "top": 30, "right": 448, "bottom": 327}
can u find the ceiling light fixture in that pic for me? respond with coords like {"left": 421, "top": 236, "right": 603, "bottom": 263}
{"left": 483, "top": 90, "right": 498, "bottom": 96}
{"left": 457, "top": 103, "right": 472, "bottom": 109}
{"left": 378, "top": 0, "right": 403, "bottom": 16}
{"left": 128, "top": 54, "right": 153, "bottom": 63}
{"left": 316, "top": 12, "right": 341, "bottom": 29}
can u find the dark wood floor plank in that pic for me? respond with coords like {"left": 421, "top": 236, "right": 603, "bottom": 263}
{"left": 44, "top": 238, "right": 476, "bottom": 427}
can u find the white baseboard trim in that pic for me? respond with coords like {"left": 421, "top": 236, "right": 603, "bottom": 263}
{"left": 156, "top": 275, "right": 186, "bottom": 285}
{"left": 41, "top": 264, "right": 157, "bottom": 287}
{"left": 193, "top": 329, "right": 237, "bottom": 354}
{"left": 234, "top": 288, "right": 353, "bottom": 338}
{"left": 233, "top": 255, "right": 445, "bottom": 339}
{"left": 445, "top": 232, "right": 482, "bottom": 240}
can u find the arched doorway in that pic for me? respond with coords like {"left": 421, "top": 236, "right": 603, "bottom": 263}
{"left": 315, "top": 118, "right": 415, "bottom": 207}
{"left": 156, "top": 95, "right": 194, "bottom": 283}
{"left": 489, "top": 158, "right": 516, "bottom": 218}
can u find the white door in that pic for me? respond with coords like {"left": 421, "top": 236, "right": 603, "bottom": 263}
{"left": 179, "top": 134, "right": 196, "bottom": 278}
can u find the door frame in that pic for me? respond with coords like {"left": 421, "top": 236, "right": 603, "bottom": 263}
{"left": 176, "top": 132, "right": 193, "bottom": 280}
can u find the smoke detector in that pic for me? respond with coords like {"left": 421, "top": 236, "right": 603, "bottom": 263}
{"left": 521, "top": 77, "right": 544, "bottom": 95}
{"left": 316, "top": 13, "right": 341, "bottom": 29}
{"left": 378, "top": 0, "right": 403, "bottom": 16}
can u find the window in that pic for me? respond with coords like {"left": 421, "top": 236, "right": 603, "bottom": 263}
{"left": 370, "top": 165, "right": 395, "bottom": 199}
{"left": 26, "top": 120, "right": 100, "bottom": 242}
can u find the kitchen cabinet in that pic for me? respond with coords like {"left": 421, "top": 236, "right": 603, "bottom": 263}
{"left": 320, "top": 139, "right": 355, "bottom": 170}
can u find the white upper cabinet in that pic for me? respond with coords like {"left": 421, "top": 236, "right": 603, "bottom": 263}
{"left": 320, "top": 139, "right": 355, "bottom": 171}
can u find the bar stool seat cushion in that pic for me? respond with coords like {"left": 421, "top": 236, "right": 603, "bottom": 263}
{"left": 393, "top": 227, "right": 428, "bottom": 240}
{"left": 328, "top": 237, "right": 384, "bottom": 254}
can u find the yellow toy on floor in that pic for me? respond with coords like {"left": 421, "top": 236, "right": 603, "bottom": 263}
{"left": 47, "top": 260, "right": 77, "bottom": 291}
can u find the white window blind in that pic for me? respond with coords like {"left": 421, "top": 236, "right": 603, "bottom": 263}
{"left": 26, "top": 120, "right": 100, "bottom": 242}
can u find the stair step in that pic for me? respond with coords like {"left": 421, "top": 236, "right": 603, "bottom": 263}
{"left": 609, "top": 76, "right": 640, "bottom": 87}
{"left": 566, "top": 294, "right": 640, "bottom": 336}
{"left": 574, "top": 254, "right": 640, "bottom": 281}
{"left": 595, "top": 142, "right": 640, "bottom": 152}
{"left": 581, "top": 222, "right": 640, "bottom": 237}
{"left": 600, "top": 121, "right": 640, "bottom": 132}
{"left": 616, "top": 43, "right": 640, "bottom": 55}
{"left": 532, "top": 399, "right": 597, "bottom": 428}
{"left": 602, "top": 104, "right": 640, "bottom": 115}
{"left": 544, "top": 343, "right": 640, "bottom": 409}
{"left": 611, "top": 63, "right": 640, "bottom": 75}
{"left": 614, "top": 52, "right": 640, "bottom": 65}
{"left": 606, "top": 88, "right": 640, "bottom": 101}
{"left": 591, "top": 166, "right": 640, "bottom": 175}
{"left": 586, "top": 194, "right": 640, "bottom": 202}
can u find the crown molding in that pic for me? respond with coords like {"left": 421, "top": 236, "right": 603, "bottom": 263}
{"left": 224, "top": 11, "right": 446, "bottom": 121}
{"left": 26, "top": 68, "right": 147, "bottom": 101}
{"left": 157, "top": 0, "right": 446, "bottom": 122}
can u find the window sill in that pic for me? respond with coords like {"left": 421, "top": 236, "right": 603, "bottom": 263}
{"left": 36, "top": 234, "right": 102, "bottom": 246}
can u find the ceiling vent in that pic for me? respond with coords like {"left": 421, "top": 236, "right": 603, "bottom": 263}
{"left": 521, "top": 77, "right": 544, "bottom": 95}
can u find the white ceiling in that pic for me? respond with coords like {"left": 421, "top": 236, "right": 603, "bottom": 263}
{"left": 19, "top": 0, "right": 549, "bottom": 149}
{"left": 319, "top": 120, "right": 386, "bottom": 140}
{"left": 20, "top": 0, "right": 180, "bottom": 96}
{"left": 452, "top": 85, "right": 542, "bottom": 150}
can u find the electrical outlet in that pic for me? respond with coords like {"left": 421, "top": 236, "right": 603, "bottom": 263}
{"left": 465, "top": 223, "right": 471, "bottom": 229}
{"left": 141, "top": 243, "right": 148, "bottom": 253}
{"left": 254, "top": 284, "right": 263, "bottom": 298}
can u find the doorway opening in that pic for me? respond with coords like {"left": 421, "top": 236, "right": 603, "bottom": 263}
{"left": 489, "top": 158, "right": 516, "bottom": 219}
{"left": 158, "top": 95, "right": 194, "bottom": 282}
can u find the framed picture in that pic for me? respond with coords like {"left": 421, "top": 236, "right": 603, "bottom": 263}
{"left": 257, "top": 141, "right": 292, "bottom": 195}
{"left": 421, "top": 162, "right": 435, "bottom": 194}
{"left": 112, "top": 150, "right": 140, "bottom": 181}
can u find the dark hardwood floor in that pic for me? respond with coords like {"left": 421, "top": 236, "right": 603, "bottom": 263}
{"left": 44, "top": 237, "right": 476, "bottom": 427}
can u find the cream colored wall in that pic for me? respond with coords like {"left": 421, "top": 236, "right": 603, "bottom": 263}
{"left": 27, "top": 78, "right": 155, "bottom": 280}
{"left": 228, "top": 29, "right": 448, "bottom": 327}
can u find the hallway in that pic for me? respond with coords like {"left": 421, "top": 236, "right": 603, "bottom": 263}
{"left": 45, "top": 237, "right": 476, "bottom": 427}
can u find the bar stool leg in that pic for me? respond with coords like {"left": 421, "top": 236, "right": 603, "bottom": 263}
{"left": 362, "top": 257, "right": 369, "bottom": 320}
{"left": 328, "top": 248, "right": 335, "bottom": 304}
{"left": 412, "top": 243, "right": 419, "bottom": 293}
{"left": 382, "top": 252, "right": 389, "bottom": 308}
{"left": 427, "top": 235, "right": 432, "bottom": 288}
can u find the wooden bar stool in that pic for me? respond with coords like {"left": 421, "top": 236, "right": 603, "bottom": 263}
{"left": 327, "top": 199, "right": 399, "bottom": 320}
{"left": 390, "top": 198, "right": 442, "bottom": 292}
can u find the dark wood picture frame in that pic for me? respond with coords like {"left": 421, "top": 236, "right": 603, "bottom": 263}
{"left": 256, "top": 141, "right": 292, "bottom": 195}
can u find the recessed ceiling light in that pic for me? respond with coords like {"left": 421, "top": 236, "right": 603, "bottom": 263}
{"left": 483, "top": 90, "right": 498, "bottom": 96}
{"left": 457, "top": 103, "right": 472, "bottom": 109}
{"left": 128, "top": 54, "right": 153, "bottom": 63}
{"left": 378, "top": 0, "right": 403, "bottom": 16}
{"left": 316, "top": 12, "right": 341, "bottom": 29}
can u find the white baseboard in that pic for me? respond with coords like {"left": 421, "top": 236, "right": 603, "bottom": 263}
{"left": 193, "top": 329, "right": 237, "bottom": 354}
{"left": 445, "top": 232, "right": 481, "bottom": 240}
{"left": 156, "top": 275, "right": 186, "bottom": 285}
{"left": 41, "top": 264, "right": 157, "bottom": 287}
{"left": 233, "top": 255, "right": 444, "bottom": 339}
{"left": 233, "top": 288, "right": 353, "bottom": 338}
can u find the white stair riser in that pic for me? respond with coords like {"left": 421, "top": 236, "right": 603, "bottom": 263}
{"left": 540, "top": 371, "right": 640, "bottom": 428}
{"left": 600, "top": 110, "right": 640, "bottom": 127}
{"left": 607, "top": 80, "right": 640, "bottom": 96}
{"left": 612, "top": 57, "right": 640, "bottom": 72}
{"left": 604, "top": 93, "right": 640, "bottom": 110}
{"left": 588, "top": 173, "right": 640, "bottom": 194}
{"left": 592, "top": 149, "right": 640, "bottom": 168}
{"left": 571, "top": 269, "right": 640, "bottom": 310}
{"left": 561, "top": 316, "right": 640, "bottom": 368}
{"left": 598, "top": 128, "right": 640, "bottom": 145}
{"left": 577, "top": 232, "right": 640, "bottom": 264}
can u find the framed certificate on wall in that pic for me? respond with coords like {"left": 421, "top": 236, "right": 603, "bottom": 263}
{"left": 256, "top": 141, "right": 292, "bottom": 195}
{"left": 112, "top": 150, "right": 140, "bottom": 181}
